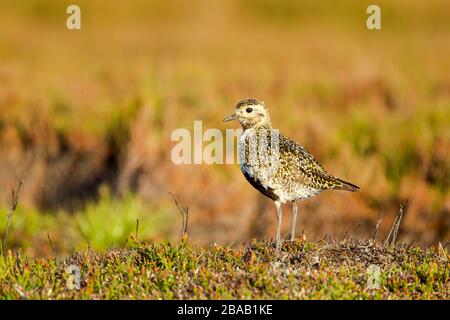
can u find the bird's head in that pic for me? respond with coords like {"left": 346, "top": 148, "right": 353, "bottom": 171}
{"left": 223, "top": 99, "right": 271, "bottom": 129}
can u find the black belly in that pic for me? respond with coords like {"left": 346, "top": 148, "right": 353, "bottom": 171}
{"left": 242, "top": 169, "right": 279, "bottom": 201}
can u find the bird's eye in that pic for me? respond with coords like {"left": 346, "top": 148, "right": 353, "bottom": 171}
{"left": 246, "top": 107, "right": 253, "bottom": 113}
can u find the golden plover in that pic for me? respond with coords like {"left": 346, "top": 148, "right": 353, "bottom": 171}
{"left": 224, "top": 98, "right": 359, "bottom": 251}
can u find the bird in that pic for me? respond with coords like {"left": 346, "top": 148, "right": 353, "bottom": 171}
{"left": 223, "top": 98, "right": 360, "bottom": 251}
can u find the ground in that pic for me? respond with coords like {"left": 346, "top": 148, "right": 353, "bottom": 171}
{"left": 0, "top": 238, "right": 448, "bottom": 299}
{"left": 0, "top": 1, "right": 449, "bottom": 300}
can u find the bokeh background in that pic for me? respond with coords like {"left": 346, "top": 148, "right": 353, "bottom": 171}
{"left": 0, "top": 0, "right": 449, "bottom": 257}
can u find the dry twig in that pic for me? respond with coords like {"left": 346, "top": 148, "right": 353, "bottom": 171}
{"left": 2, "top": 181, "right": 23, "bottom": 255}
{"left": 384, "top": 202, "right": 407, "bottom": 246}
{"left": 371, "top": 211, "right": 382, "bottom": 241}
{"left": 169, "top": 192, "right": 189, "bottom": 238}
{"left": 47, "top": 233, "right": 57, "bottom": 262}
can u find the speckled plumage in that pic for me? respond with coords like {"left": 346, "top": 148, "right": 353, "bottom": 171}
{"left": 236, "top": 107, "right": 359, "bottom": 204}
{"left": 224, "top": 98, "right": 359, "bottom": 248}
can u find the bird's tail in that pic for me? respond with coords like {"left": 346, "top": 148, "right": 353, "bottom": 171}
{"left": 332, "top": 177, "right": 360, "bottom": 192}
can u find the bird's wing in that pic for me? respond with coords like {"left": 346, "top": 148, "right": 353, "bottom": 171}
{"left": 278, "top": 134, "right": 339, "bottom": 190}
{"left": 279, "top": 134, "right": 359, "bottom": 191}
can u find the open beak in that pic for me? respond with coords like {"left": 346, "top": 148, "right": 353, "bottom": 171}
{"left": 223, "top": 113, "right": 237, "bottom": 122}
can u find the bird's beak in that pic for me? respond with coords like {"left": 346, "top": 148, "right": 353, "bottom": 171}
{"left": 223, "top": 113, "right": 237, "bottom": 122}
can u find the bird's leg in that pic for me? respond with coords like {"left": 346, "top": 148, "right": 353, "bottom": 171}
{"left": 275, "top": 200, "right": 282, "bottom": 252}
{"left": 291, "top": 200, "right": 298, "bottom": 241}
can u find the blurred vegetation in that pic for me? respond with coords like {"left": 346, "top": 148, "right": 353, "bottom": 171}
{"left": 0, "top": 0, "right": 449, "bottom": 257}
{"left": 0, "top": 187, "right": 172, "bottom": 256}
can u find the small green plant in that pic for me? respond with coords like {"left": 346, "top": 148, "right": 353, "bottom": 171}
{"left": 76, "top": 187, "right": 169, "bottom": 249}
